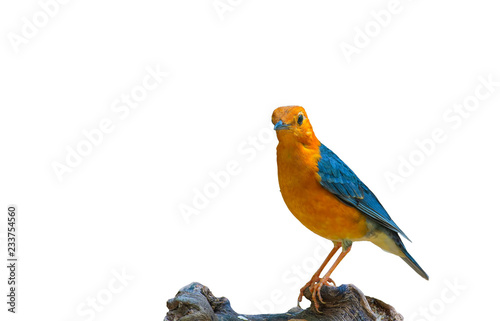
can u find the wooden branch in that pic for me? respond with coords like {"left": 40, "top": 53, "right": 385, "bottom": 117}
{"left": 165, "top": 282, "right": 403, "bottom": 321}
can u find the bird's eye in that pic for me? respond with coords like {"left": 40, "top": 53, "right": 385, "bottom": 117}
{"left": 297, "top": 114, "right": 304, "bottom": 125}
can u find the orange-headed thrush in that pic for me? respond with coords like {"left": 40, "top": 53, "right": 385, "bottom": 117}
{"left": 272, "top": 106, "right": 428, "bottom": 310}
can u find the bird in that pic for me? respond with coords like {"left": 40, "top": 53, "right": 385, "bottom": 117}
{"left": 272, "top": 106, "right": 428, "bottom": 311}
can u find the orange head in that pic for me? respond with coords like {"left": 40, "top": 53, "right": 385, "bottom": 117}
{"left": 272, "top": 106, "right": 318, "bottom": 146}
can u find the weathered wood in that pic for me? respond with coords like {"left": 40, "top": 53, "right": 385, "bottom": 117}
{"left": 165, "top": 282, "right": 403, "bottom": 321}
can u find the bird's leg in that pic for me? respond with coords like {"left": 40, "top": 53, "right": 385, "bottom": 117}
{"left": 310, "top": 243, "right": 352, "bottom": 311}
{"left": 297, "top": 242, "right": 341, "bottom": 306}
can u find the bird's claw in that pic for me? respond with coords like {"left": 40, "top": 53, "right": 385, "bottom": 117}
{"left": 310, "top": 282, "right": 325, "bottom": 311}
{"left": 297, "top": 277, "right": 336, "bottom": 312}
{"left": 325, "top": 277, "right": 336, "bottom": 286}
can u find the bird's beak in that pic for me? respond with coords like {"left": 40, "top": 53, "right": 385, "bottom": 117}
{"left": 274, "top": 120, "right": 290, "bottom": 131}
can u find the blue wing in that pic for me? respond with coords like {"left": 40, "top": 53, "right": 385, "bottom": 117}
{"left": 317, "top": 143, "right": 410, "bottom": 241}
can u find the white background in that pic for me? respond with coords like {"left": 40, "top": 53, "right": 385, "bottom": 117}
{"left": 1, "top": 1, "right": 499, "bottom": 320}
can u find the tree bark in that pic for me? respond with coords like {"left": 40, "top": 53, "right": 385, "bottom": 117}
{"left": 165, "top": 282, "right": 403, "bottom": 321}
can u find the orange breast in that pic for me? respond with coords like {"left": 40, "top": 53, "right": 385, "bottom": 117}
{"left": 277, "top": 142, "right": 369, "bottom": 242}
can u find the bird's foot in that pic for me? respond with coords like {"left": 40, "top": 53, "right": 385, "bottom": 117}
{"left": 309, "top": 277, "right": 336, "bottom": 312}
{"left": 297, "top": 277, "right": 335, "bottom": 309}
